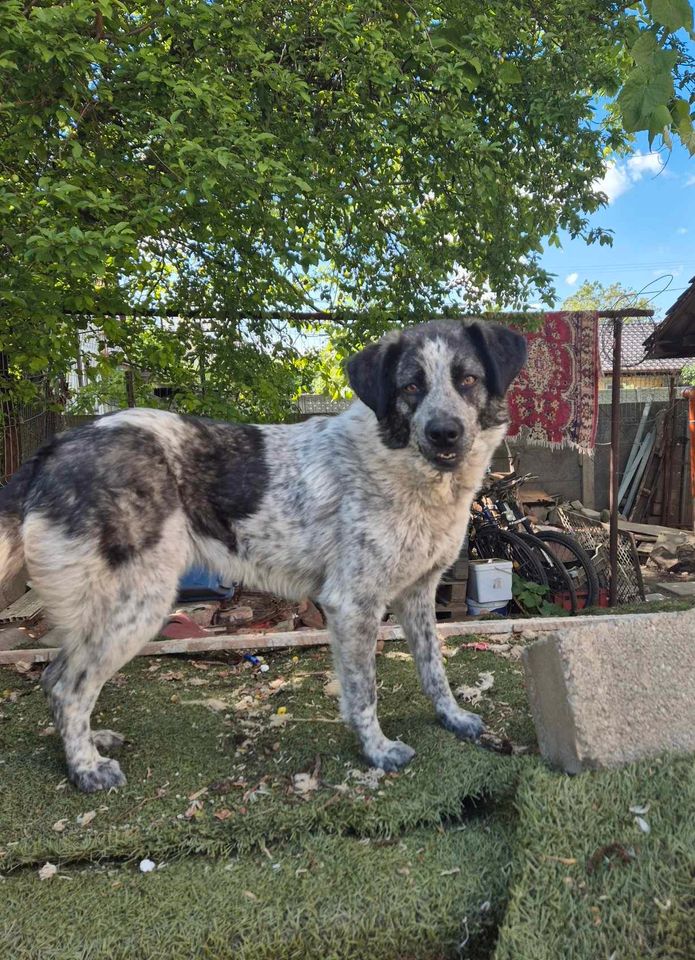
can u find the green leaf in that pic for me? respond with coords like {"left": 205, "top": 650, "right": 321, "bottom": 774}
{"left": 671, "top": 99, "right": 694, "bottom": 144}
{"left": 671, "top": 98, "right": 691, "bottom": 124}
{"left": 499, "top": 62, "right": 521, "bottom": 84}
{"left": 647, "top": 0, "right": 693, "bottom": 31}
{"left": 630, "top": 31, "right": 678, "bottom": 72}
{"left": 618, "top": 66, "right": 674, "bottom": 133}
{"left": 648, "top": 103, "right": 673, "bottom": 144}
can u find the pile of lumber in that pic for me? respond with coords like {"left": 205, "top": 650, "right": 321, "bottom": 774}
{"left": 622, "top": 392, "right": 692, "bottom": 529}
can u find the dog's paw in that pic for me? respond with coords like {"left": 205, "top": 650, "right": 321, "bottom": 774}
{"left": 438, "top": 708, "right": 485, "bottom": 741}
{"left": 91, "top": 729, "right": 127, "bottom": 754}
{"left": 365, "top": 739, "right": 416, "bottom": 773}
{"left": 70, "top": 757, "right": 127, "bottom": 793}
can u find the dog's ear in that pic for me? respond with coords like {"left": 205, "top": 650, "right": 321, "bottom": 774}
{"left": 467, "top": 321, "right": 527, "bottom": 396}
{"left": 346, "top": 335, "right": 403, "bottom": 420}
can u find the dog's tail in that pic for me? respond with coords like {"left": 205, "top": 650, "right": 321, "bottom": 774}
{"left": 0, "top": 459, "right": 33, "bottom": 587}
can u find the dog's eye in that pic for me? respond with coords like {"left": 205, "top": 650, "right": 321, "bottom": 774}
{"left": 403, "top": 383, "right": 420, "bottom": 394}
{"left": 460, "top": 375, "right": 478, "bottom": 388}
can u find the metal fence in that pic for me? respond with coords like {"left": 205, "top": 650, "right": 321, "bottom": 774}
{"left": 0, "top": 405, "right": 95, "bottom": 485}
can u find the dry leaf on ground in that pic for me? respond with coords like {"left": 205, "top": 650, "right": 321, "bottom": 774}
{"left": 455, "top": 671, "right": 495, "bottom": 704}
{"left": 182, "top": 697, "right": 228, "bottom": 713}
{"left": 323, "top": 677, "right": 340, "bottom": 698}
{"left": 292, "top": 772, "right": 320, "bottom": 797}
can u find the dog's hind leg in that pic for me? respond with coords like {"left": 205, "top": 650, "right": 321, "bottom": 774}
{"left": 393, "top": 573, "right": 484, "bottom": 741}
{"left": 41, "top": 574, "right": 179, "bottom": 792}
{"left": 27, "top": 512, "right": 187, "bottom": 792}
{"left": 326, "top": 601, "right": 416, "bottom": 772}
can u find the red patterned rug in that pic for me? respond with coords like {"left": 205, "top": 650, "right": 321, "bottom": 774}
{"left": 507, "top": 311, "right": 600, "bottom": 452}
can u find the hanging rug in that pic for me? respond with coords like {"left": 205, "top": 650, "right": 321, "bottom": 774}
{"left": 507, "top": 311, "right": 600, "bottom": 453}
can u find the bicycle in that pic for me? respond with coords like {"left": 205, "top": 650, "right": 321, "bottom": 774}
{"left": 468, "top": 492, "right": 549, "bottom": 590}
{"left": 481, "top": 472, "right": 600, "bottom": 610}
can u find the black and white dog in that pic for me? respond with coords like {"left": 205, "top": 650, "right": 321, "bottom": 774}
{"left": 0, "top": 319, "right": 526, "bottom": 792}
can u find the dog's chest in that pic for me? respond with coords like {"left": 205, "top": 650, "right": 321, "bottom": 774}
{"left": 383, "top": 488, "right": 473, "bottom": 591}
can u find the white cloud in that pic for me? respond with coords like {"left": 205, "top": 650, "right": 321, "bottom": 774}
{"left": 594, "top": 151, "right": 665, "bottom": 204}
{"left": 677, "top": 227, "right": 688, "bottom": 235}
{"left": 626, "top": 152, "right": 663, "bottom": 177}
{"left": 685, "top": 173, "right": 695, "bottom": 187}
{"left": 565, "top": 272, "right": 579, "bottom": 286}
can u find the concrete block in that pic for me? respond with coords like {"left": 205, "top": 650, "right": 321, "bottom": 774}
{"left": 656, "top": 581, "right": 695, "bottom": 598}
{"left": 522, "top": 611, "right": 695, "bottom": 773}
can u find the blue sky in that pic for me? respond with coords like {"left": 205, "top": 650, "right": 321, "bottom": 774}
{"left": 541, "top": 132, "right": 695, "bottom": 318}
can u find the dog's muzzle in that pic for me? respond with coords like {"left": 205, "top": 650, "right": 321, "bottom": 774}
{"left": 422, "top": 416, "right": 464, "bottom": 470}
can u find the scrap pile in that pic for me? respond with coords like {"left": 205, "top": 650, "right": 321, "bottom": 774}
{"left": 161, "top": 590, "right": 325, "bottom": 642}
{"left": 0, "top": 582, "right": 328, "bottom": 660}
{"left": 552, "top": 499, "right": 695, "bottom": 602}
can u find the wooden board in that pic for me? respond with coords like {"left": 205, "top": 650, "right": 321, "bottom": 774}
{"left": 0, "top": 589, "right": 42, "bottom": 624}
{"left": 0, "top": 610, "right": 683, "bottom": 665}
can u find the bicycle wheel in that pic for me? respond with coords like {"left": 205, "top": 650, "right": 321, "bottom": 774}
{"left": 470, "top": 525, "right": 548, "bottom": 587}
{"left": 517, "top": 532, "right": 578, "bottom": 615}
{"left": 533, "top": 530, "right": 599, "bottom": 608}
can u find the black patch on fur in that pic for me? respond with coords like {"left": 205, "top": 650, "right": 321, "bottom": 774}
{"left": 24, "top": 424, "right": 180, "bottom": 568}
{"left": 378, "top": 406, "right": 411, "bottom": 449}
{"left": 346, "top": 336, "right": 411, "bottom": 448}
{"left": 176, "top": 418, "right": 268, "bottom": 552}
{"left": 0, "top": 454, "right": 42, "bottom": 522}
{"left": 466, "top": 321, "right": 527, "bottom": 396}
{"left": 21, "top": 415, "right": 268, "bottom": 564}
{"left": 346, "top": 337, "right": 403, "bottom": 420}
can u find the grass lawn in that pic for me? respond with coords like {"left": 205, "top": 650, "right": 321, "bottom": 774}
{"left": 0, "top": 636, "right": 692, "bottom": 959}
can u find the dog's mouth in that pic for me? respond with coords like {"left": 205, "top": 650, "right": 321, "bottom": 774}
{"left": 420, "top": 446, "right": 463, "bottom": 471}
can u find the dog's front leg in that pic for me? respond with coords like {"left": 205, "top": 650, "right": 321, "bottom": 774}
{"left": 394, "top": 573, "right": 484, "bottom": 741}
{"left": 326, "top": 602, "right": 416, "bottom": 772}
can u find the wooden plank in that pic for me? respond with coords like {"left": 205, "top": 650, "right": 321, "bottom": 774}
{"left": 0, "top": 610, "right": 685, "bottom": 666}
{"left": 601, "top": 518, "right": 694, "bottom": 540}
{"left": 0, "top": 589, "right": 42, "bottom": 623}
{"left": 623, "top": 431, "right": 655, "bottom": 518}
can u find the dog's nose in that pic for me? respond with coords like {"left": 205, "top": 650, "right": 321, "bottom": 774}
{"left": 425, "top": 417, "right": 463, "bottom": 449}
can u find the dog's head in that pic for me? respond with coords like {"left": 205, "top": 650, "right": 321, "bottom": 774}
{"left": 346, "top": 319, "right": 527, "bottom": 472}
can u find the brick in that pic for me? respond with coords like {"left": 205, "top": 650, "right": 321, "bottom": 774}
{"left": 522, "top": 611, "right": 695, "bottom": 774}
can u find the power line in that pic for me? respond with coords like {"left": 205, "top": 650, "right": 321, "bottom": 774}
{"left": 562, "top": 260, "right": 689, "bottom": 269}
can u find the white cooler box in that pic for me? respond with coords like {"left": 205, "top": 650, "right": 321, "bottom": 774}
{"left": 467, "top": 559, "right": 513, "bottom": 605}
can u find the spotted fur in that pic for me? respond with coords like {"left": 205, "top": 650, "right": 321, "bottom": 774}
{"left": 0, "top": 319, "right": 525, "bottom": 791}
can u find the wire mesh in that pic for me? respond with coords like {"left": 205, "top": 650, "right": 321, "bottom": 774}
{"left": 0, "top": 405, "right": 96, "bottom": 484}
{"left": 557, "top": 508, "right": 645, "bottom": 604}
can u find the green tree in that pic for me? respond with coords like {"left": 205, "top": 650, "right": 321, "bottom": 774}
{"left": 0, "top": 1, "right": 692, "bottom": 415}
{"left": 561, "top": 281, "right": 655, "bottom": 314}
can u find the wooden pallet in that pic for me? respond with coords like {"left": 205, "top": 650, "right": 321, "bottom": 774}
{"left": 436, "top": 580, "right": 468, "bottom": 604}
{"left": 435, "top": 577, "right": 469, "bottom": 620}
{"left": 435, "top": 602, "right": 470, "bottom": 621}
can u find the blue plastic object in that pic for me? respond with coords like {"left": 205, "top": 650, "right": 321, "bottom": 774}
{"left": 177, "top": 565, "right": 235, "bottom": 602}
